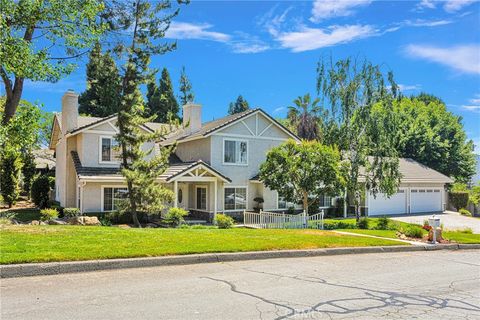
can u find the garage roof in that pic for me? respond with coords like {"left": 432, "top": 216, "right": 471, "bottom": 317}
{"left": 396, "top": 158, "right": 453, "bottom": 183}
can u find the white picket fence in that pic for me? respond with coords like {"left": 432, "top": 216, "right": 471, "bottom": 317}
{"left": 243, "top": 210, "right": 324, "bottom": 229}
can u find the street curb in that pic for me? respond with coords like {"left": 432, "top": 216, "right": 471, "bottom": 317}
{"left": 1, "top": 244, "right": 478, "bottom": 278}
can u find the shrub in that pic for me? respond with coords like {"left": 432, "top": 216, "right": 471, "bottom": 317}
{"left": 375, "top": 217, "right": 390, "bottom": 230}
{"left": 31, "top": 175, "right": 52, "bottom": 208}
{"left": 99, "top": 216, "right": 112, "bottom": 226}
{"left": 422, "top": 220, "right": 432, "bottom": 231}
{"left": 356, "top": 217, "right": 369, "bottom": 229}
{"left": 323, "top": 220, "right": 357, "bottom": 230}
{"left": 164, "top": 207, "right": 188, "bottom": 227}
{"left": 449, "top": 192, "right": 469, "bottom": 211}
{"left": 0, "top": 150, "right": 21, "bottom": 208}
{"left": 63, "top": 208, "right": 81, "bottom": 218}
{"left": 402, "top": 225, "right": 424, "bottom": 238}
{"left": 459, "top": 208, "right": 471, "bottom": 216}
{"left": 40, "top": 208, "right": 58, "bottom": 221}
{"left": 215, "top": 214, "right": 234, "bottom": 229}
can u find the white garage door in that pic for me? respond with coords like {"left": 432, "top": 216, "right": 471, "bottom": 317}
{"left": 410, "top": 188, "right": 442, "bottom": 213}
{"left": 368, "top": 189, "right": 407, "bottom": 216}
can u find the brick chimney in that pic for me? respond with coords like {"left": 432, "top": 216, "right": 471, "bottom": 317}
{"left": 61, "top": 90, "right": 79, "bottom": 134}
{"left": 183, "top": 103, "right": 202, "bottom": 134}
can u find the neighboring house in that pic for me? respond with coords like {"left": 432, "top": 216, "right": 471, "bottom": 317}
{"left": 51, "top": 90, "right": 453, "bottom": 220}
{"left": 32, "top": 149, "right": 55, "bottom": 175}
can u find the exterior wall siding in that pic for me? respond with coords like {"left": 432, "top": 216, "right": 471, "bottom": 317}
{"left": 175, "top": 137, "right": 211, "bottom": 163}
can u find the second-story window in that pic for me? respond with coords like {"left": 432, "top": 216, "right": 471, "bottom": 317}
{"left": 101, "top": 137, "right": 119, "bottom": 162}
{"left": 224, "top": 139, "right": 247, "bottom": 165}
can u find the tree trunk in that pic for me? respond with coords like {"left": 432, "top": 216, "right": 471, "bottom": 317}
{"left": 303, "top": 191, "right": 309, "bottom": 215}
{"left": 1, "top": 77, "right": 24, "bottom": 125}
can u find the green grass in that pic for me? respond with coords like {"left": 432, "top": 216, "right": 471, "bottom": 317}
{"left": 338, "top": 229, "right": 399, "bottom": 238}
{"left": 0, "top": 225, "right": 405, "bottom": 264}
{"left": 443, "top": 232, "right": 480, "bottom": 244}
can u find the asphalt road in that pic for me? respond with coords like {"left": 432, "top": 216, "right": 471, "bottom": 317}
{"left": 1, "top": 250, "right": 480, "bottom": 320}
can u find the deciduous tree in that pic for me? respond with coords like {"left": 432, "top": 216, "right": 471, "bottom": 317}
{"left": 260, "top": 140, "right": 342, "bottom": 214}
{"left": 317, "top": 57, "right": 401, "bottom": 220}
{"left": 0, "top": 0, "right": 106, "bottom": 124}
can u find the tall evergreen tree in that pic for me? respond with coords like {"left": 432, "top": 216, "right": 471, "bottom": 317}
{"left": 0, "top": 148, "right": 21, "bottom": 208}
{"left": 179, "top": 66, "right": 194, "bottom": 105}
{"left": 114, "top": 0, "right": 185, "bottom": 227}
{"left": 79, "top": 42, "right": 122, "bottom": 117}
{"left": 228, "top": 95, "right": 250, "bottom": 115}
{"left": 21, "top": 151, "right": 36, "bottom": 197}
{"left": 146, "top": 68, "right": 179, "bottom": 122}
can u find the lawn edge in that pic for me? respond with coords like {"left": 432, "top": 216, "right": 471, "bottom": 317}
{"left": 2, "top": 243, "right": 479, "bottom": 278}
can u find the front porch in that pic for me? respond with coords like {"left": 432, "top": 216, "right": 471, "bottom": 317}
{"left": 162, "top": 160, "right": 231, "bottom": 223}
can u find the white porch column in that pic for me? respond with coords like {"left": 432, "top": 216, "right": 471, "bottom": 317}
{"left": 213, "top": 180, "right": 218, "bottom": 220}
{"left": 174, "top": 180, "right": 178, "bottom": 208}
{"left": 343, "top": 187, "right": 348, "bottom": 218}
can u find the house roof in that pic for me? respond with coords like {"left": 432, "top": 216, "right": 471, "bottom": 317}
{"left": 395, "top": 158, "right": 453, "bottom": 183}
{"left": 33, "top": 149, "right": 56, "bottom": 170}
{"left": 70, "top": 151, "right": 231, "bottom": 183}
{"left": 250, "top": 158, "right": 453, "bottom": 185}
{"left": 160, "top": 108, "right": 299, "bottom": 146}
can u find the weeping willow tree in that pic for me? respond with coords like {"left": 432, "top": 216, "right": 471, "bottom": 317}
{"left": 316, "top": 57, "right": 401, "bottom": 220}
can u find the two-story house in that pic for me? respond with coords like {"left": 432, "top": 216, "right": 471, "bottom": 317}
{"left": 50, "top": 90, "right": 300, "bottom": 220}
{"left": 51, "top": 90, "right": 453, "bottom": 220}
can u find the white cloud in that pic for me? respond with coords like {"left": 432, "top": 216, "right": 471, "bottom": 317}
{"left": 166, "top": 22, "right": 231, "bottom": 42}
{"left": 230, "top": 42, "right": 270, "bottom": 54}
{"left": 398, "top": 84, "right": 422, "bottom": 91}
{"left": 273, "top": 106, "right": 286, "bottom": 114}
{"left": 404, "top": 19, "right": 452, "bottom": 27}
{"left": 461, "top": 105, "right": 480, "bottom": 112}
{"left": 405, "top": 44, "right": 480, "bottom": 74}
{"left": 416, "top": 0, "right": 436, "bottom": 10}
{"left": 444, "top": 0, "right": 476, "bottom": 13}
{"left": 275, "top": 24, "right": 377, "bottom": 52}
{"left": 310, "top": 0, "right": 372, "bottom": 22}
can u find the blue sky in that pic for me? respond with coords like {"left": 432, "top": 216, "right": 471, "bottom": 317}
{"left": 17, "top": 0, "right": 480, "bottom": 152}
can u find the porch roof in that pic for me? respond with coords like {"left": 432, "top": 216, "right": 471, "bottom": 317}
{"left": 71, "top": 151, "right": 231, "bottom": 183}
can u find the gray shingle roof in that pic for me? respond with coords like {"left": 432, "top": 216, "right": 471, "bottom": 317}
{"left": 70, "top": 151, "right": 230, "bottom": 182}
{"left": 160, "top": 108, "right": 259, "bottom": 145}
{"left": 396, "top": 158, "right": 453, "bottom": 183}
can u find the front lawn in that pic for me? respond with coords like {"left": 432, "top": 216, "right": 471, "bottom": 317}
{"left": 443, "top": 232, "right": 480, "bottom": 244}
{"left": 338, "top": 229, "right": 398, "bottom": 238}
{"left": 0, "top": 225, "right": 405, "bottom": 264}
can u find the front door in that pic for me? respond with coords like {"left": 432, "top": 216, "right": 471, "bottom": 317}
{"left": 196, "top": 186, "right": 207, "bottom": 210}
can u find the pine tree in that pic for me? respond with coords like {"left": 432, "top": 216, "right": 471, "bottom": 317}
{"left": 179, "top": 66, "right": 194, "bottom": 105}
{"left": 0, "top": 149, "right": 21, "bottom": 208}
{"left": 228, "top": 95, "right": 250, "bottom": 115}
{"left": 21, "top": 151, "right": 36, "bottom": 197}
{"left": 115, "top": 0, "right": 185, "bottom": 227}
{"left": 79, "top": 42, "right": 122, "bottom": 117}
{"left": 158, "top": 68, "right": 179, "bottom": 122}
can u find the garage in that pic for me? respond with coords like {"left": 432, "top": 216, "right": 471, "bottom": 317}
{"left": 410, "top": 188, "right": 442, "bottom": 213}
{"left": 368, "top": 189, "right": 407, "bottom": 216}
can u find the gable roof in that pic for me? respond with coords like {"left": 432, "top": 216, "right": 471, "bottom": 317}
{"left": 160, "top": 108, "right": 299, "bottom": 146}
{"left": 396, "top": 158, "right": 453, "bottom": 183}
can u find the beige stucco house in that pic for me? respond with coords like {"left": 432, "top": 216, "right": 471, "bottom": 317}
{"left": 51, "top": 90, "right": 453, "bottom": 220}
{"left": 50, "top": 90, "right": 301, "bottom": 220}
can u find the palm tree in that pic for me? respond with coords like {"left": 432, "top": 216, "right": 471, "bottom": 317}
{"left": 287, "top": 94, "right": 321, "bottom": 141}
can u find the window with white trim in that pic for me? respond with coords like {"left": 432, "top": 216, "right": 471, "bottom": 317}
{"left": 224, "top": 140, "right": 247, "bottom": 164}
{"left": 103, "top": 187, "right": 128, "bottom": 211}
{"left": 224, "top": 187, "right": 247, "bottom": 210}
{"left": 278, "top": 196, "right": 294, "bottom": 209}
{"left": 101, "top": 137, "right": 119, "bottom": 162}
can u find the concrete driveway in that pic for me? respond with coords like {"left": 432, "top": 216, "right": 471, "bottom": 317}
{"left": 2, "top": 250, "right": 480, "bottom": 320}
{"left": 391, "top": 211, "right": 480, "bottom": 234}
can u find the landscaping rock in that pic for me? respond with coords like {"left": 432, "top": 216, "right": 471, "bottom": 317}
{"left": 145, "top": 223, "right": 158, "bottom": 228}
{"left": 39, "top": 221, "right": 47, "bottom": 225}
{"left": 428, "top": 228, "right": 443, "bottom": 242}
{"left": 48, "top": 219, "right": 67, "bottom": 225}
{"left": 67, "top": 216, "right": 101, "bottom": 226}
{"left": 30, "top": 220, "right": 40, "bottom": 225}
